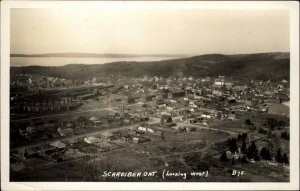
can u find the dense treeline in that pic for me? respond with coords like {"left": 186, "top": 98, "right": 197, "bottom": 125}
{"left": 11, "top": 52, "right": 289, "bottom": 81}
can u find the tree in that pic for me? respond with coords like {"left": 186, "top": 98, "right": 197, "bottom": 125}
{"left": 253, "top": 148, "right": 260, "bottom": 161}
{"left": 281, "top": 131, "right": 289, "bottom": 140}
{"left": 282, "top": 153, "right": 289, "bottom": 164}
{"left": 220, "top": 151, "right": 228, "bottom": 161}
{"left": 241, "top": 140, "right": 247, "bottom": 154}
{"left": 237, "top": 134, "right": 242, "bottom": 141}
{"left": 231, "top": 157, "right": 235, "bottom": 165}
{"left": 246, "top": 141, "right": 258, "bottom": 159}
{"left": 241, "top": 155, "right": 248, "bottom": 163}
{"left": 229, "top": 138, "right": 238, "bottom": 153}
{"left": 260, "top": 147, "right": 271, "bottom": 160}
{"left": 241, "top": 133, "right": 248, "bottom": 141}
{"left": 276, "top": 148, "right": 283, "bottom": 163}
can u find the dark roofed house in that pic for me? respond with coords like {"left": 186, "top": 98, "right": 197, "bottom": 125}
{"left": 101, "top": 132, "right": 115, "bottom": 141}
{"left": 227, "top": 96, "right": 236, "bottom": 104}
{"left": 145, "top": 94, "right": 156, "bottom": 102}
{"left": 161, "top": 115, "right": 172, "bottom": 125}
{"left": 169, "top": 90, "right": 186, "bottom": 99}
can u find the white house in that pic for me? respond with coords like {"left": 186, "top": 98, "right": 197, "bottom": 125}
{"left": 84, "top": 136, "right": 100, "bottom": 144}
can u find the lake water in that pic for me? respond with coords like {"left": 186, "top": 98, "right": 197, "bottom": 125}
{"left": 10, "top": 56, "right": 181, "bottom": 67}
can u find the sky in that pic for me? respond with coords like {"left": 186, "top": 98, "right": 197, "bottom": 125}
{"left": 10, "top": 8, "right": 290, "bottom": 55}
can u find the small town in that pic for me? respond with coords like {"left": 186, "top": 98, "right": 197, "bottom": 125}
{"left": 10, "top": 73, "right": 290, "bottom": 182}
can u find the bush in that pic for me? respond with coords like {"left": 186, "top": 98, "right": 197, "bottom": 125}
{"left": 241, "top": 155, "right": 248, "bottom": 163}
{"left": 276, "top": 148, "right": 283, "bottom": 163}
{"left": 220, "top": 151, "right": 228, "bottom": 161}
{"left": 282, "top": 153, "right": 289, "bottom": 164}
{"left": 260, "top": 147, "right": 271, "bottom": 160}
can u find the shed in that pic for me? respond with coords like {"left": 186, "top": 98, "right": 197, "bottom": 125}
{"left": 50, "top": 141, "right": 67, "bottom": 149}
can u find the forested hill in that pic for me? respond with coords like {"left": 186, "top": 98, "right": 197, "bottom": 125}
{"left": 10, "top": 52, "right": 289, "bottom": 81}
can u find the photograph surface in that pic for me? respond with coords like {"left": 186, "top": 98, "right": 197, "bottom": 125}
{"left": 2, "top": 2, "right": 298, "bottom": 188}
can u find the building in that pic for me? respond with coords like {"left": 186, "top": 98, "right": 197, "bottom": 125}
{"left": 161, "top": 115, "right": 172, "bottom": 125}
{"left": 101, "top": 132, "right": 115, "bottom": 141}
{"left": 89, "top": 116, "right": 102, "bottom": 125}
{"left": 77, "top": 93, "right": 97, "bottom": 100}
{"left": 128, "top": 96, "right": 135, "bottom": 104}
{"left": 84, "top": 136, "right": 101, "bottom": 144}
{"left": 169, "top": 91, "right": 186, "bottom": 99}
{"left": 11, "top": 96, "right": 81, "bottom": 114}
{"left": 50, "top": 141, "right": 67, "bottom": 149}
{"left": 227, "top": 96, "right": 236, "bottom": 104}
{"left": 57, "top": 128, "right": 74, "bottom": 137}
{"left": 145, "top": 94, "right": 156, "bottom": 102}
{"left": 132, "top": 137, "right": 142, "bottom": 144}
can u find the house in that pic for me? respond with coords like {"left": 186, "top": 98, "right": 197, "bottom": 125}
{"left": 189, "top": 118, "right": 197, "bottom": 123}
{"left": 201, "top": 113, "right": 211, "bottom": 119}
{"left": 129, "top": 130, "right": 143, "bottom": 136}
{"left": 132, "top": 136, "right": 150, "bottom": 143}
{"left": 228, "top": 114, "right": 236, "bottom": 120}
{"left": 101, "top": 132, "right": 115, "bottom": 141}
{"left": 17, "top": 148, "right": 37, "bottom": 159}
{"left": 123, "top": 119, "right": 130, "bottom": 125}
{"left": 127, "top": 96, "right": 135, "bottom": 104}
{"left": 161, "top": 115, "right": 172, "bottom": 125}
{"left": 68, "top": 137, "right": 81, "bottom": 144}
{"left": 155, "top": 99, "right": 165, "bottom": 105}
{"left": 50, "top": 141, "right": 67, "bottom": 149}
{"left": 26, "top": 126, "right": 37, "bottom": 133}
{"left": 169, "top": 91, "right": 186, "bottom": 99}
{"left": 145, "top": 94, "right": 156, "bottom": 102}
{"left": 185, "top": 126, "right": 196, "bottom": 132}
{"left": 37, "top": 144, "right": 57, "bottom": 155}
{"left": 89, "top": 116, "right": 102, "bottom": 125}
{"left": 147, "top": 127, "right": 155, "bottom": 133}
{"left": 121, "top": 135, "right": 130, "bottom": 141}
{"left": 137, "top": 126, "right": 147, "bottom": 132}
{"left": 140, "top": 116, "right": 149, "bottom": 121}
{"left": 84, "top": 136, "right": 101, "bottom": 144}
{"left": 260, "top": 107, "right": 268, "bottom": 112}
{"left": 227, "top": 96, "right": 236, "bottom": 104}
{"left": 57, "top": 127, "right": 74, "bottom": 136}
{"left": 132, "top": 137, "right": 142, "bottom": 144}
{"left": 166, "top": 106, "right": 174, "bottom": 111}
{"left": 224, "top": 82, "right": 233, "bottom": 89}
{"left": 212, "top": 90, "right": 223, "bottom": 97}
{"left": 189, "top": 108, "right": 195, "bottom": 113}
{"left": 214, "top": 81, "right": 224, "bottom": 87}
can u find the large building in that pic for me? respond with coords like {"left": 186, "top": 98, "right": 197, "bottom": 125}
{"left": 10, "top": 96, "right": 81, "bottom": 114}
